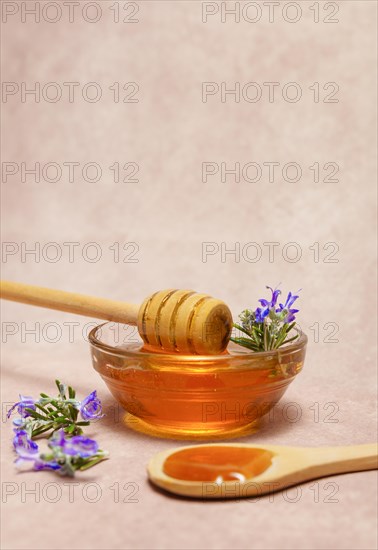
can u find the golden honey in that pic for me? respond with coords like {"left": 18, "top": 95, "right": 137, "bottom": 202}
{"left": 163, "top": 446, "right": 273, "bottom": 482}
{"left": 89, "top": 323, "right": 307, "bottom": 439}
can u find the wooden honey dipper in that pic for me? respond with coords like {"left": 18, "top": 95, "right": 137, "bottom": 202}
{"left": 0, "top": 281, "right": 233, "bottom": 355}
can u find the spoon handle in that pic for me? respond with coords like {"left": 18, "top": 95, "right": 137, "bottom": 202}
{"left": 0, "top": 280, "right": 140, "bottom": 324}
{"left": 306, "top": 443, "right": 378, "bottom": 475}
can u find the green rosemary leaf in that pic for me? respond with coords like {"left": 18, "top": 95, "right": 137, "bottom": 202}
{"left": 55, "top": 379, "right": 67, "bottom": 400}
{"left": 273, "top": 327, "right": 287, "bottom": 349}
{"left": 78, "top": 455, "right": 109, "bottom": 471}
{"left": 24, "top": 408, "right": 49, "bottom": 421}
{"left": 34, "top": 403, "right": 51, "bottom": 415}
{"left": 232, "top": 323, "right": 253, "bottom": 338}
{"left": 53, "top": 417, "right": 69, "bottom": 424}
{"left": 32, "top": 423, "right": 54, "bottom": 437}
{"left": 250, "top": 327, "right": 263, "bottom": 339}
{"left": 230, "top": 337, "right": 261, "bottom": 351}
{"left": 281, "top": 334, "right": 299, "bottom": 345}
{"left": 68, "top": 404, "right": 78, "bottom": 422}
{"left": 263, "top": 323, "right": 268, "bottom": 350}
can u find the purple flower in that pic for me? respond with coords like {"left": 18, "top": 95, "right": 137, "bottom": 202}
{"left": 7, "top": 395, "right": 35, "bottom": 421}
{"left": 13, "top": 429, "right": 99, "bottom": 473}
{"left": 79, "top": 390, "right": 104, "bottom": 421}
{"left": 66, "top": 436, "right": 99, "bottom": 458}
{"left": 13, "top": 429, "right": 61, "bottom": 472}
{"left": 15, "top": 455, "right": 61, "bottom": 472}
{"left": 255, "top": 286, "right": 281, "bottom": 324}
{"left": 32, "top": 460, "right": 61, "bottom": 471}
{"left": 277, "top": 291, "right": 300, "bottom": 323}
{"left": 49, "top": 429, "right": 98, "bottom": 458}
{"left": 13, "top": 429, "right": 39, "bottom": 456}
{"left": 258, "top": 286, "right": 281, "bottom": 309}
{"left": 255, "top": 307, "right": 270, "bottom": 323}
{"left": 254, "top": 286, "right": 300, "bottom": 325}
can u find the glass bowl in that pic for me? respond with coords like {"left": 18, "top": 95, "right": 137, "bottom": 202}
{"left": 89, "top": 323, "right": 307, "bottom": 440}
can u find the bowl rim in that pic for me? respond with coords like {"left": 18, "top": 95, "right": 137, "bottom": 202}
{"left": 88, "top": 322, "right": 308, "bottom": 363}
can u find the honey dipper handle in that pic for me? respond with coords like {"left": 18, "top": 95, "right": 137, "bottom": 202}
{"left": 0, "top": 280, "right": 140, "bottom": 325}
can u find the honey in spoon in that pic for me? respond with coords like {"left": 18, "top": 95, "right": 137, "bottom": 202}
{"left": 163, "top": 446, "right": 274, "bottom": 482}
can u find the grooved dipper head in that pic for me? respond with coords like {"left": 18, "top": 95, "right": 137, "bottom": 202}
{"left": 137, "top": 289, "right": 233, "bottom": 355}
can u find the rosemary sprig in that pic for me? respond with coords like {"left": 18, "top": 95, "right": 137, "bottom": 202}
{"left": 231, "top": 286, "right": 300, "bottom": 352}
{"left": 9, "top": 380, "right": 109, "bottom": 477}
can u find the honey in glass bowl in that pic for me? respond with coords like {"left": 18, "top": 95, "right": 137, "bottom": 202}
{"left": 89, "top": 323, "right": 307, "bottom": 439}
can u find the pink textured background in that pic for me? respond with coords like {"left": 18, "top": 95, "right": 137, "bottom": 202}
{"left": 1, "top": 1, "right": 377, "bottom": 549}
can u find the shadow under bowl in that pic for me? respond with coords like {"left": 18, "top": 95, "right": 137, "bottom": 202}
{"left": 89, "top": 323, "right": 307, "bottom": 440}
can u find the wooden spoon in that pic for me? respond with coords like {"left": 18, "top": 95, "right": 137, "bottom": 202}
{"left": 0, "top": 281, "right": 232, "bottom": 354}
{"left": 147, "top": 442, "right": 378, "bottom": 498}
